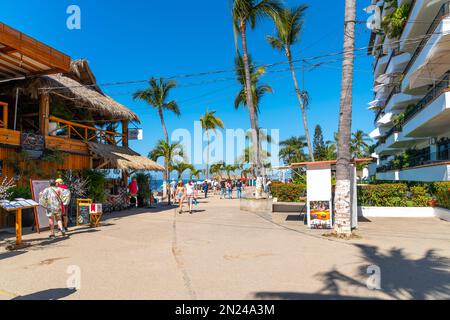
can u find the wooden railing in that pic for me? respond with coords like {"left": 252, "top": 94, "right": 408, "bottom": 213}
{"left": 48, "top": 116, "right": 126, "bottom": 146}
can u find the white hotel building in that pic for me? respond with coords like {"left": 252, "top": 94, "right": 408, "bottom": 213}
{"left": 368, "top": 0, "right": 450, "bottom": 182}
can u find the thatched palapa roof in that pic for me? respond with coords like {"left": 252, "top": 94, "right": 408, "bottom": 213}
{"left": 88, "top": 142, "right": 164, "bottom": 171}
{"left": 25, "top": 59, "right": 140, "bottom": 122}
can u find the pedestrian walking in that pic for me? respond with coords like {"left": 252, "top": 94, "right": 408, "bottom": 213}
{"left": 220, "top": 180, "right": 226, "bottom": 199}
{"left": 202, "top": 181, "right": 209, "bottom": 199}
{"left": 39, "top": 180, "right": 71, "bottom": 238}
{"left": 236, "top": 179, "right": 243, "bottom": 199}
{"left": 55, "top": 178, "right": 71, "bottom": 231}
{"left": 226, "top": 180, "right": 233, "bottom": 199}
{"left": 175, "top": 180, "right": 186, "bottom": 214}
{"left": 186, "top": 180, "right": 195, "bottom": 214}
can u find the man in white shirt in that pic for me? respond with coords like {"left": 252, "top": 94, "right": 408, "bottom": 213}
{"left": 185, "top": 181, "right": 196, "bottom": 214}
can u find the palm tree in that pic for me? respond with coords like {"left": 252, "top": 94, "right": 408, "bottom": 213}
{"left": 134, "top": 78, "right": 180, "bottom": 199}
{"left": 234, "top": 55, "right": 273, "bottom": 115}
{"left": 200, "top": 110, "right": 225, "bottom": 180}
{"left": 133, "top": 78, "right": 180, "bottom": 144}
{"left": 324, "top": 140, "right": 337, "bottom": 161}
{"left": 190, "top": 168, "right": 202, "bottom": 181}
{"left": 232, "top": 0, "right": 281, "bottom": 182}
{"left": 210, "top": 161, "right": 225, "bottom": 180}
{"left": 267, "top": 5, "right": 315, "bottom": 161}
{"left": 238, "top": 146, "right": 271, "bottom": 178}
{"left": 351, "top": 130, "right": 372, "bottom": 158}
{"left": 149, "top": 140, "right": 184, "bottom": 203}
{"left": 171, "top": 162, "right": 194, "bottom": 181}
{"left": 279, "top": 136, "right": 307, "bottom": 165}
{"left": 334, "top": 0, "right": 357, "bottom": 238}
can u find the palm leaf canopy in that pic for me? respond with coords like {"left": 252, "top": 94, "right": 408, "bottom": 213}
{"left": 148, "top": 140, "right": 185, "bottom": 165}
{"left": 232, "top": 0, "right": 282, "bottom": 31}
{"left": 268, "top": 5, "right": 308, "bottom": 51}
{"left": 200, "top": 110, "right": 225, "bottom": 132}
{"left": 133, "top": 77, "right": 180, "bottom": 116}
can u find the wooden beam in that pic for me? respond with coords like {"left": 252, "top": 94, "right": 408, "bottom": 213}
{"left": 1, "top": 52, "right": 43, "bottom": 72}
{"left": 96, "top": 161, "right": 110, "bottom": 170}
{"left": 122, "top": 120, "right": 129, "bottom": 147}
{"left": 0, "top": 60, "right": 26, "bottom": 76}
{"left": 39, "top": 93, "right": 50, "bottom": 136}
{"left": 0, "top": 53, "right": 38, "bottom": 72}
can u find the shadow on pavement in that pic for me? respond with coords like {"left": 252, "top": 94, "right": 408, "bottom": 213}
{"left": 12, "top": 288, "right": 76, "bottom": 300}
{"left": 254, "top": 292, "right": 379, "bottom": 300}
{"left": 255, "top": 244, "right": 450, "bottom": 300}
{"left": 0, "top": 250, "right": 27, "bottom": 261}
{"left": 315, "top": 244, "right": 450, "bottom": 300}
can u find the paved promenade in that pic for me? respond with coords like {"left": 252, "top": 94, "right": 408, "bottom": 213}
{"left": 1, "top": 196, "right": 449, "bottom": 300}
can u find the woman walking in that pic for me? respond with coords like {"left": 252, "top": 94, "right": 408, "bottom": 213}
{"left": 175, "top": 180, "right": 186, "bottom": 214}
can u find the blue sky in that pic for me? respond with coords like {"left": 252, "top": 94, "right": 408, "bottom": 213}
{"left": 1, "top": 0, "right": 375, "bottom": 167}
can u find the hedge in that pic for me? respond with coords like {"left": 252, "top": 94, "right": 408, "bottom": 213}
{"left": 358, "top": 184, "right": 431, "bottom": 207}
{"left": 433, "top": 182, "right": 450, "bottom": 209}
{"left": 271, "top": 182, "right": 306, "bottom": 203}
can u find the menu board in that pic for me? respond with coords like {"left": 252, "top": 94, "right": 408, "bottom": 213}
{"left": 30, "top": 180, "right": 51, "bottom": 231}
{"left": 77, "top": 199, "right": 93, "bottom": 226}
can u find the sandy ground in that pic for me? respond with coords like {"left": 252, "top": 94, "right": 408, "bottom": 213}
{"left": 0, "top": 195, "right": 449, "bottom": 300}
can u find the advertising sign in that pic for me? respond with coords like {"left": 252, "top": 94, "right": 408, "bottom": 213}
{"left": 306, "top": 164, "right": 333, "bottom": 230}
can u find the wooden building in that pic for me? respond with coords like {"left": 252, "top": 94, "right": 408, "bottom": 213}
{"left": 0, "top": 22, "right": 163, "bottom": 186}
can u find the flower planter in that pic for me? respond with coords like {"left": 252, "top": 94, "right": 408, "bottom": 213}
{"left": 240, "top": 197, "right": 273, "bottom": 214}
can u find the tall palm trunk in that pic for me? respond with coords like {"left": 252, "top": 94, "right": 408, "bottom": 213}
{"left": 239, "top": 20, "right": 262, "bottom": 178}
{"left": 286, "top": 48, "right": 315, "bottom": 162}
{"left": 206, "top": 130, "right": 210, "bottom": 180}
{"left": 334, "top": 0, "right": 356, "bottom": 237}
{"left": 158, "top": 107, "right": 169, "bottom": 202}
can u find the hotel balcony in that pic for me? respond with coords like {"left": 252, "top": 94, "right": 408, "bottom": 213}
{"left": 402, "top": 5, "right": 450, "bottom": 92}
{"left": 403, "top": 90, "right": 450, "bottom": 138}
{"left": 377, "top": 164, "right": 450, "bottom": 181}
{"left": 399, "top": 0, "right": 448, "bottom": 53}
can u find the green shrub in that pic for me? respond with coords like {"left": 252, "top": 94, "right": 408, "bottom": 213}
{"left": 271, "top": 182, "right": 306, "bottom": 203}
{"left": 410, "top": 186, "right": 430, "bottom": 207}
{"left": 82, "top": 170, "right": 106, "bottom": 203}
{"left": 433, "top": 182, "right": 450, "bottom": 209}
{"left": 358, "top": 184, "right": 409, "bottom": 207}
{"left": 8, "top": 186, "right": 32, "bottom": 201}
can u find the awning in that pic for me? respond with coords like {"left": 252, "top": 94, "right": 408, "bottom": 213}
{"left": 377, "top": 112, "right": 393, "bottom": 126}
{"left": 0, "top": 22, "right": 70, "bottom": 81}
{"left": 369, "top": 128, "right": 382, "bottom": 139}
{"left": 409, "top": 39, "right": 450, "bottom": 89}
{"left": 88, "top": 142, "right": 164, "bottom": 171}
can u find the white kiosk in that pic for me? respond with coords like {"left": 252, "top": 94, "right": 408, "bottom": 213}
{"left": 291, "top": 159, "right": 370, "bottom": 230}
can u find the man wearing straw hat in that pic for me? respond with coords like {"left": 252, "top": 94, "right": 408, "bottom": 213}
{"left": 56, "top": 178, "right": 71, "bottom": 232}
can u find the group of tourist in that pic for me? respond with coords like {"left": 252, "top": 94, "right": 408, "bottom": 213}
{"left": 170, "top": 180, "right": 199, "bottom": 214}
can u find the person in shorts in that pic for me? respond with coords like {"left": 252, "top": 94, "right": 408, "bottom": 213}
{"left": 175, "top": 180, "right": 186, "bottom": 214}
{"left": 185, "top": 181, "right": 195, "bottom": 214}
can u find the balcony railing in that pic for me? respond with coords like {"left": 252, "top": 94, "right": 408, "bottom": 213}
{"left": 377, "top": 71, "right": 450, "bottom": 145}
{"left": 48, "top": 116, "right": 126, "bottom": 146}
{"left": 402, "top": 2, "right": 450, "bottom": 77}
{"left": 376, "top": 146, "right": 450, "bottom": 173}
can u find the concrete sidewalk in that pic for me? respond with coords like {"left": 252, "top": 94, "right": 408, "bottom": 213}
{"left": 0, "top": 196, "right": 449, "bottom": 300}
